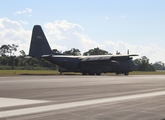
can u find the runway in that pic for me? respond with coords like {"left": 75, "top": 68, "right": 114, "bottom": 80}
{"left": 0, "top": 75, "right": 165, "bottom": 119}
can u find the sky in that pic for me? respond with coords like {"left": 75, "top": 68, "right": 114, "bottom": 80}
{"left": 0, "top": 0, "right": 165, "bottom": 63}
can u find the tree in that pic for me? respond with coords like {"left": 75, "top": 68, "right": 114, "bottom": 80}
{"left": 8, "top": 44, "right": 18, "bottom": 56}
{"left": 63, "top": 48, "right": 81, "bottom": 56}
{"left": 0, "top": 44, "right": 58, "bottom": 70}
{"left": 83, "top": 47, "right": 110, "bottom": 55}
{"left": 153, "top": 61, "right": 165, "bottom": 70}
{"left": 0, "top": 45, "right": 10, "bottom": 56}
{"left": 20, "top": 50, "right": 26, "bottom": 57}
{"left": 134, "top": 56, "right": 155, "bottom": 71}
{"left": 0, "top": 44, "right": 18, "bottom": 56}
{"left": 52, "top": 49, "right": 62, "bottom": 54}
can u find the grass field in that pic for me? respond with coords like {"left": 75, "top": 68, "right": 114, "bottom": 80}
{"left": 0, "top": 70, "right": 165, "bottom": 76}
{"left": 130, "top": 71, "right": 165, "bottom": 75}
{"left": 0, "top": 70, "right": 60, "bottom": 76}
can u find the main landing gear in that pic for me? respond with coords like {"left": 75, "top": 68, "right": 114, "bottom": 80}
{"left": 124, "top": 72, "right": 129, "bottom": 76}
{"left": 116, "top": 72, "right": 129, "bottom": 76}
{"left": 82, "top": 72, "right": 101, "bottom": 75}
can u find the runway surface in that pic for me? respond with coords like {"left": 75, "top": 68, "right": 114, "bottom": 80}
{"left": 0, "top": 75, "right": 165, "bottom": 120}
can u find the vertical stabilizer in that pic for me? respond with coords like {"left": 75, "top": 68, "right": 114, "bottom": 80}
{"left": 29, "top": 25, "right": 53, "bottom": 57}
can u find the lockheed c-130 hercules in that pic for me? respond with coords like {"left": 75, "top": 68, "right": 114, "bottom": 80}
{"left": 28, "top": 25, "right": 139, "bottom": 75}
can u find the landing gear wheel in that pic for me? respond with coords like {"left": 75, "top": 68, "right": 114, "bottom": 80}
{"left": 88, "top": 73, "right": 95, "bottom": 75}
{"left": 82, "top": 73, "right": 87, "bottom": 75}
{"left": 124, "top": 72, "right": 129, "bottom": 76}
{"left": 116, "top": 72, "right": 120, "bottom": 75}
{"left": 96, "top": 73, "right": 101, "bottom": 75}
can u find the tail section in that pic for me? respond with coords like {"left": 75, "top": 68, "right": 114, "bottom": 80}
{"left": 29, "top": 25, "right": 53, "bottom": 57}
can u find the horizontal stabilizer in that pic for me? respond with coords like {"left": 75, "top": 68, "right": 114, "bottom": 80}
{"left": 41, "top": 54, "right": 53, "bottom": 58}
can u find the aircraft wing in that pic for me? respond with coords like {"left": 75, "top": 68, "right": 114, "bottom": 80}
{"left": 81, "top": 54, "right": 138, "bottom": 62}
{"left": 110, "top": 54, "right": 138, "bottom": 59}
{"left": 40, "top": 54, "right": 138, "bottom": 62}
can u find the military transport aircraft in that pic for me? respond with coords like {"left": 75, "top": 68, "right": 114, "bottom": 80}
{"left": 28, "top": 25, "right": 138, "bottom": 75}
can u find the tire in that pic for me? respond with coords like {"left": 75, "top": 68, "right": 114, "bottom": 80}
{"left": 116, "top": 72, "right": 120, "bottom": 75}
{"left": 96, "top": 73, "right": 101, "bottom": 75}
{"left": 82, "top": 73, "right": 87, "bottom": 75}
{"left": 88, "top": 73, "right": 95, "bottom": 75}
{"left": 124, "top": 72, "right": 129, "bottom": 76}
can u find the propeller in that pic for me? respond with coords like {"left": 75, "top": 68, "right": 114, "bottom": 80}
{"left": 127, "top": 49, "right": 133, "bottom": 59}
{"left": 116, "top": 51, "right": 120, "bottom": 55}
{"left": 127, "top": 49, "right": 138, "bottom": 57}
{"left": 127, "top": 49, "right": 129, "bottom": 55}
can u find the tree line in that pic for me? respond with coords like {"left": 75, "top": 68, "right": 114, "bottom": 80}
{"left": 0, "top": 44, "right": 56, "bottom": 70}
{"left": 0, "top": 44, "right": 163, "bottom": 71}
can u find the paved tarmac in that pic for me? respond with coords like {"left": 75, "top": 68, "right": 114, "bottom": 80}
{"left": 0, "top": 75, "right": 165, "bottom": 120}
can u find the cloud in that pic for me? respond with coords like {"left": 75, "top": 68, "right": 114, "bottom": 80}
{"left": 0, "top": 18, "right": 31, "bottom": 56}
{"left": 14, "top": 8, "right": 32, "bottom": 16}
{"left": 0, "top": 17, "right": 21, "bottom": 31}
{"left": 44, "top": 20, "right": 99, "bottom": 52}
{"left": 18, "top": 20, "right": 28, "bottom": 25}
{"left": 0, "top": 18, "right": 165, "bottom": 63}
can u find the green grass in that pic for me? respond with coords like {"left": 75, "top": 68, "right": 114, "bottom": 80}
{"left": 130, "top": 71, "right": 165, "bottom": 75}
{"left": 0, "top": 70, "right": 165, "bottom": 76}
{"left": 0, "top": 70, "right": 59, "bottom": 76}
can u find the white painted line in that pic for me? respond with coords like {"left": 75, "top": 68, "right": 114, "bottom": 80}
{"left": 1, "top": 91, "right": 165, "bottom": 118}
{"left": 0, "top": 98, "right": 48, "bottom": 108}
